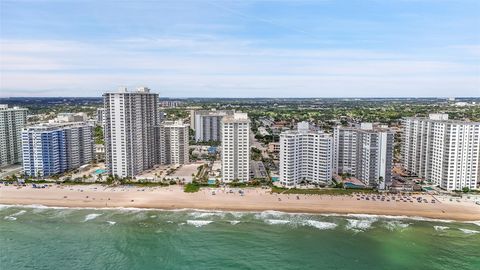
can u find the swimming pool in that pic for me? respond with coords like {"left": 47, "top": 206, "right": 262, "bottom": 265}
{"left": 208, "top": 179, "right": 216, "bottom": 185}
{"left": 344, "top": 182, "right": 365, "bottom": 189}
{"left": 93, "top": 169, "right": 107, "bottom": 175}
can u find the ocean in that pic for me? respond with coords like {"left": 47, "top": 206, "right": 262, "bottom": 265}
{"left": 1, "top": 205, "right": 479, "bottom": 270}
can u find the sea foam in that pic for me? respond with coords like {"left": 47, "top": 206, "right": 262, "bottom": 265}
{"left": 466, "top": 221, "right": 480, "bottom": 227}
{"left": 189, "top": 211, "right": 225, "bottom": 219}
{"left": 3, "top": 210, "right": 27, "bottom": 221}
{"left": 229, "top": 212, "right": 246, "bottom": 219}
{"left": 434, "top": 226, "right": 449, "bottom": 231}
{"left": 255, "top": 210, "right": 287, "bottom": 220}
{"left": 458, "top": 228, "right": 479, "bottom": 234}
{"left": 10, "top": 210, "right": 27, "bottom": 217}
{"left": 186, "top": 220, "right": 213, "bottom": 227}
{"left": 84, "top": 213, "right": 102, "bottom": 222}
{"left": 346, "top": 218, "right": 376, "bottom": 231}
{"left": 302, "top": 220, "right": 337, "bottom": 230}
{"left": 385, "top": 221, "right": 409, "bottom": 231}
{"left": 264, "top": 219, "right": 290, "bottom": 225}
{"left": 0, "top": 204, "right": 13, "bottom": 210}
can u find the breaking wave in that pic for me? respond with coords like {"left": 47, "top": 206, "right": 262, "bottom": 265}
{"left": 302, "top": 220, "right": 337, "bottom": 230}
{"left": 186, "top": 220, "right": 213, "bottom": 227}
{"left": 264, "top": 219, "right": 290, "bottom": 225}
{"left": 189, "top": 211, "right": 226, "bottom": 219}
{"left": 346, "top": 218, "right": 377, "bottom": 231}
{"left": 84, "top": 213, "right": 102, "bottom": 222}
{"left": 3, "top": 210, "right": 27, "bottom": 221}
{"left": 384, "top": 221, "right": 410, "bottom": 231}
{"left": 458, "top": 228, "right": 479, "bottom": 234}
{"left": 434, "top": 226, "right": 449, "bottom": 231}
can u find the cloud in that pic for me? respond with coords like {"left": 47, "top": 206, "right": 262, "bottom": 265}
{"left": 1, "top": 38, "right": 479, "bottom": 97}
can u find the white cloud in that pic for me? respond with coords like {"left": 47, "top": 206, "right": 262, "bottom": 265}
{"left": 0, "top": 38, "right": 479, "bottom": 97}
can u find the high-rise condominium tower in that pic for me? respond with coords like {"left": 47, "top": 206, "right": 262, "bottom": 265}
{"left": 192, "top": 110, "right": 234, "bottom": 142}
{"left": 103, "top": 87, "right": 159, "bottom": 178}
{"left": 333, "top": 123, "right": 394, "bottom": 189}
{"left": 22, "top": 122, "right": 94, "bottom": 177}
{"left": 96, "top": 108, "right": 105, "bottom": 126}
{"left": 0, "top": 105, "right": 28, "bottom": 167}
{"left": 160, "top": 120, "right": 189, "bottom": 165}
{"left": 221, "top": 113, "right": 250, "bottom": 182}
{"left": 403, "top": 114, "right": 480, "bottom": 191}
{"left": 279, "top": 122, "right": 333, "bottom": 187}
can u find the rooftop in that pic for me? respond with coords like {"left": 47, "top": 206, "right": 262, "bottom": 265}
{"left": 404, "top": 114, "right": 480, "bottom": 125}
{"left": 23, "top": 121, "right": 92, "bottom": 132}
{"left": 0, "top": 104, "right": 28, "bottom": 111}
{"left": 222, "top": 112, "right": 250, "bottom": 123}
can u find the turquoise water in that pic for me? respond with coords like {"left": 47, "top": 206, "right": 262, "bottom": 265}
{"left": 344, "top": 182, "right": 365, "bottom": 188}
{"left": 1, "top": 205, "right": 479, "bottom": 270}
{"left": 93, "top": 169, "right": 107, "bottom": 175}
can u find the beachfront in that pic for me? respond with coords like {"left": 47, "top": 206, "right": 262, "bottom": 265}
{"left": 1, "top": 184, "right": 479, "bottom": 221}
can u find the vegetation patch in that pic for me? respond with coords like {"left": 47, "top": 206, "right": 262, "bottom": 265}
{"left": 184, "top": 182, "right": 201, "bottom": 193}
{"left": 270, "top": 186, "right": 378, "bottom": 195}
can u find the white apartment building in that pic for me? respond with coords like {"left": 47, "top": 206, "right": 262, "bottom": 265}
{"left": 193, "top": 109, "right": 234, "bottom": 142}
{"left": 103, "top": 87, "right": 160, "bottom": 178}
{"left": 160, "top": 120, "right": 189, "bottom": 165}
{"left": 333, "top": 123, "right": 394, "bottom": 189}
{"left": 0, "top": 104, "right": 28, "bottom": 167}
{"left": 221, "top": 113, "right": 250, "bottom": 182}
{"left": 403, "top": 114, "right": 480, "bottom": 191}
{"left": 22, "top": 122, "right": 94, "bottom": 177}
{"left": 279, "top": 122, "right": 333, "bottom": 187}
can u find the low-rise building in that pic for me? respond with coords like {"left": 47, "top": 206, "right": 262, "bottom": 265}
{"left": 95, "top": 144, "right": 105, "bottom": 161}
{"left": 267, "top": 142, "right": 280, "bottom": 153}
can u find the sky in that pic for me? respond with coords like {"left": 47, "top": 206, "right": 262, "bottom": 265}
{"left": 0, "top": 0, "right": 479, "bottom": 98}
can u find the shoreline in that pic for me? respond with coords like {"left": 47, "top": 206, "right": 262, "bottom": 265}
{"left": 2, "top": 203, "right": 479, "bottom": 224}
{"left": 1, "top": 185, "right": 480, "bottom": 222}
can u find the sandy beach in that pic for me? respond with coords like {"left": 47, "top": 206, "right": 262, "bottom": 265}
{"left": 1, "top": 184, "right": 479, "bottom": 221}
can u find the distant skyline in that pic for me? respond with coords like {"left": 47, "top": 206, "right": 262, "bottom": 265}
{"left": 1, "top": 0, "right": 479, "bottom": 97}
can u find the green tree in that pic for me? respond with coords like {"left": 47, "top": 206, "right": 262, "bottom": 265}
{"left": 94, "top": 126, "right": 104, "bottom": 144}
